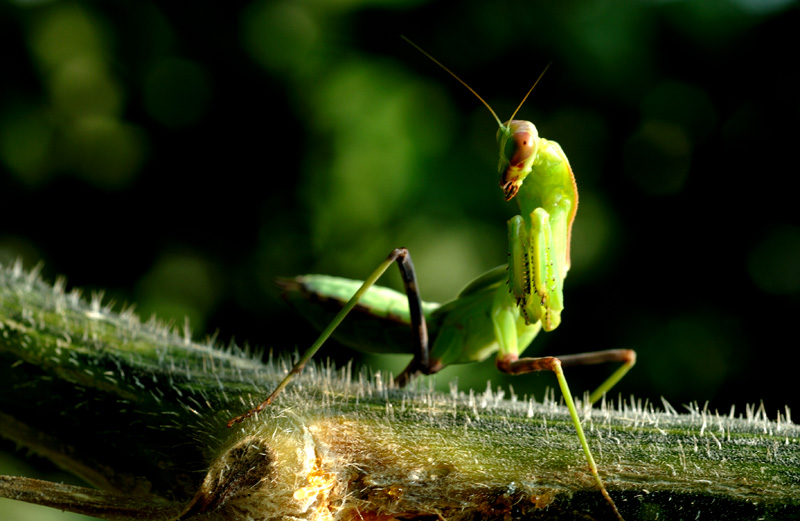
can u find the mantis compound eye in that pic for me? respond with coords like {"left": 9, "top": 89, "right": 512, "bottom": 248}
{"left": 508, "top": 131, "right": 534, "bottom": 168}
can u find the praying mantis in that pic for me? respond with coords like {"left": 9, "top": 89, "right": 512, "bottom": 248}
{"left": 229, "top": 38, "right": 636, "bottom": 520}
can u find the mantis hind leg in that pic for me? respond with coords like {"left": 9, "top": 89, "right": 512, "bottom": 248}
{"left": 227, "top": 248, "right": 430, "bottom": 427}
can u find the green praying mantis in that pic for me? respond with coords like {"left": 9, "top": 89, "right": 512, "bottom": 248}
{"left": 229, "top": 38, "right": 636, "bottom": 520}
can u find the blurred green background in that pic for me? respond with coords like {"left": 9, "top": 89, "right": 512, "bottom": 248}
{"left": 0, "top": 0, "right": 798, "bottom": 518}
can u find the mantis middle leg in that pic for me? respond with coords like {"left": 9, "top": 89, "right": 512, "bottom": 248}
{"left": 492, "top": 305, "right": 631, "bottom": 521}
{"left": 498, "top": 349, "right": 637, "bottom": 405}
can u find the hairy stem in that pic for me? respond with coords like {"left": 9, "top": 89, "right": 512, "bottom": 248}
{"left": 1, "top": 261, "right": 798, "bottom": 521}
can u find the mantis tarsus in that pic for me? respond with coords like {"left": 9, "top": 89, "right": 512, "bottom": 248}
{"left": 229, "top": 38, "right": 636, "bottom": 520}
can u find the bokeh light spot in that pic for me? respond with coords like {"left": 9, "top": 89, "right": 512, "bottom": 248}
{"left": 62, "top": 116, "right": 147, "bottom": 189}
{"left": 48, "top": 56, "right": 123, "bottom": 119}
{"left": 748, "top": 225, "right": 800, "bottom": 295}
{"left": 240, "top": 0, "right": 320, "bottom": 76}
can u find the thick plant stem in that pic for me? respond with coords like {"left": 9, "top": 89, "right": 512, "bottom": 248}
{"left": 1, "top": 261, "right": 799, "bottom": 521}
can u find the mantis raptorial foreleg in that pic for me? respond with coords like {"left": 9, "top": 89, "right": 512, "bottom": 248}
{"left": 507, "top": 209, "right": 564, "bottom": 330}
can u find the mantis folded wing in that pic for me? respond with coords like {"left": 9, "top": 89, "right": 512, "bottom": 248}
{"left": 274, "top": 263, "right": 634, "bottom": 394}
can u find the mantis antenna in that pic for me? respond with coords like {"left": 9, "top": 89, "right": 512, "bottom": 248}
{"left": 401, "top": 36, "right": 551, "bottom": 129}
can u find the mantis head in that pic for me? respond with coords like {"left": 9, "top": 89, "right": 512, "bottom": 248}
{"left": 497, "top": 120, "right": 539, "bottom": 201}
{"left": 402, "top": 36, "right": 550, "bottom": 203}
